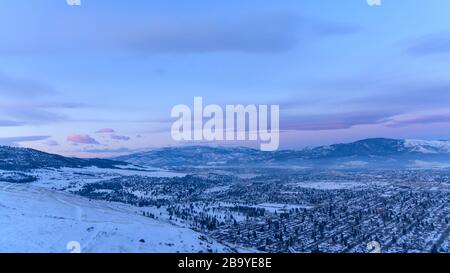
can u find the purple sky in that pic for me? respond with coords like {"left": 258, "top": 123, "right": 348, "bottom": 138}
{"left": 1, "top": 0, "right": 450, "bottom": 157}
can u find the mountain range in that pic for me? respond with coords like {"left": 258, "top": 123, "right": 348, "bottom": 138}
{"left": 115, "top": 138, "right": 450, "bottom": 169}
{"left": 2, "top": 138, "right": 450, "bottom": 171}
{"left": 0, "top": 145, "right": 128, "bottom": 171}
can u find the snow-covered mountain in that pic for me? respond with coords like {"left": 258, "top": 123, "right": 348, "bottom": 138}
{"left": 404, "top": 139, "right": 450, "bottom": 154}
{"left": 116, "top": 138, "right": 450, "bottom": 169}
{"left": 0, "top": 145, "right": 129, "bottom": 171}
{"left": 0, "top": 183, "right": 229, "bottom": 253}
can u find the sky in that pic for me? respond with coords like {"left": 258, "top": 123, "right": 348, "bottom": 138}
{"left": 1, "top": 0, "right": 450, "bottom": 157}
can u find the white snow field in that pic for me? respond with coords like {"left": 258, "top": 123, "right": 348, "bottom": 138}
{"left": 0, "top": 183, "right": 229, "bottom": 253}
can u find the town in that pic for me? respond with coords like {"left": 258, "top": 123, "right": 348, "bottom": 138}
{"left": 72, "top": 168, "right": 450, "bottom": 253}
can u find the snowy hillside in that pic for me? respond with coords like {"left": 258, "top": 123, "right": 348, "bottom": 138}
{"left": 0, "top": 146, "right": 129, "bottom": 171}
{"left": 0, "top": 183, "right": 229, "bottom": 253}
{"left": 404, "top": 139, "right": 450, "bottom": 154}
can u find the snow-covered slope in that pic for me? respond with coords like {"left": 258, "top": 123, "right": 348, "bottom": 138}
{"left": 404, "top": 139, "right": 450, "bottom": 154}
{"left": 0, "top": 183, "right": 229, "bottom": 253}
{"left": 0, "top": 145, "right": 130, "bottom": 171}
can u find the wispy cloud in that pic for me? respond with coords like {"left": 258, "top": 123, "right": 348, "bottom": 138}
{"left": 121, "top": 13, "right": 301, "bottom": 54}
{"left": 67, "top": 134, "right": 100, "bottom": 145}
{"left": 347, "top": 82, "right": 450, "bottom": 111}
{"left": 281, "top": 110, "right": 395, "bottom": 131}
{"left": 0, "top": 120, "right": 24, "bottom": 127}
{"left": 405, "top": 31, "right": 450, "bottom": 56}
{"left": 5, "top": 12, "right": 358, "bottom": 56}
{"left": 382, "top": 109, "right": 450, "bottom": 128}
{"left": 309, "top": 19, "right": 361, "bottom": 37}
{"left": 0, "top": 136, "right": 50, "bottom": 146}
{"left": 110, "top": 134, "right": 131, "bottom": 141}
{"left": 385, "top": 114, "right": 450, "bottom": 128}
{"left": 96, "top": 128, "right": 115, "bottom": 133}
{"left": 0, "top": 105, "right": 70, "bottom": 127}
{"left": 0, "top": 72, "right": 91, "bottom": 127}
{"left": 38, "top": 102, "right": 91, "bottom": 109}
{"left": 4, "top": 107, "right": 68, "bottom": 125}
{"left": 0, "top": 72, "right": 56, "bottom": 97}
{"left": 45, "top": 140, "right": 59, "bottom": 146}
{"left": 83, "top": 147, "right": 133, "bottom": 154}
{"left": 121, "top": 13, "right": 360, "bottom": 55}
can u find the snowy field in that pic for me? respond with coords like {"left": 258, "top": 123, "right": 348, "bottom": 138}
{"left": 289, "top": 181, "right": 364, "bottom": 190}
{"left": 253, "top": 203, "right": 313, "bottom": 213}
{"left": 0, "top": 183, "right": 229, "bottom": 253}
{"left": 20, "top": 167, "right": 185, "bottom": 193}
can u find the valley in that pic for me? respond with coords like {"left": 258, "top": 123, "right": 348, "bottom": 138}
{"left": 1, "top": 138, "right": 450, "bottom": 253}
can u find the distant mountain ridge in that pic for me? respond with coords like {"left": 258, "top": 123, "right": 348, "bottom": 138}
{"left": 116, "top": 138, "right": 450, "bottom": 169}
{"left": 0, "top": 145, "right": 128, "bottom": 171}
{"left": 2, "top": 138, "right": 450, "bottom": 171}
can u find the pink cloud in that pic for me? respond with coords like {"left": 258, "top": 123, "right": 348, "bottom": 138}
{"left": 67, "top": 134, "right": 100, "bottom": 144}
{"left": 96, "top": 128, "right": 115, "bottom": 133}
{"left": 110, "top": 134, "right": 130, "bottom": 141}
